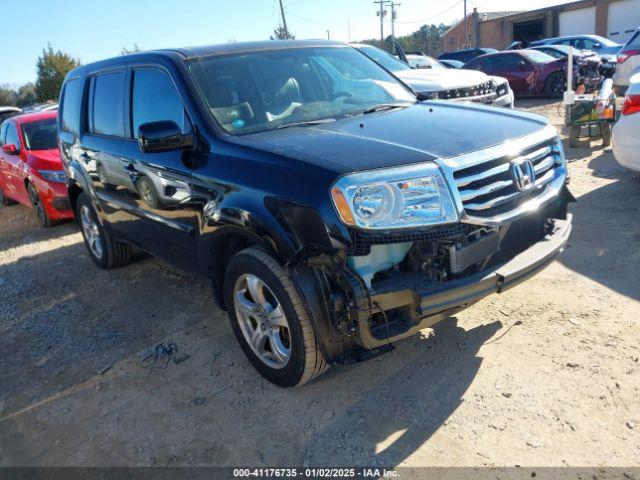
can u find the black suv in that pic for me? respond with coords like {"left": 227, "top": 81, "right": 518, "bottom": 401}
{"left": 59, "top": 40, "right": 573, "bottom": 387}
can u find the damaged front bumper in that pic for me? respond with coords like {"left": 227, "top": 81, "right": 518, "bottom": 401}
{"left": 351, "top": 215, "right": 572, "bottom": 349}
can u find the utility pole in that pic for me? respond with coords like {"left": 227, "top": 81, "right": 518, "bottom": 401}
{"left": 390, "top": 2, "right": 400, "bottom": 53}
{"left": 278, "top": 0, "right": 290, "bottom": 39}
{"left": 326, "top": 29, "right": 330, "bottom": 40}
{"left": 463, "top": 0, "right": 468, "bottom": 47}
{"left": 374, "top": 0, "right": 388, "bottom": 46}
{"left": 348, "top": 18, "right": 351, "bottom": 43}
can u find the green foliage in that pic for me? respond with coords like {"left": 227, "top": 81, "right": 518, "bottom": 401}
{"left": 270, "top": 25, "right": 295, "bottom": 40}
{"left": 0, "top": 85, "right": 17, "bottom": 106}
{"left": 35, "top": 43, "right": 80, "bottom": 102}
{"left": 359, "top": 23, "right": 449, "bottom": 58}
{"left": 16, "top": 83, "right": 37, "bottom": 107}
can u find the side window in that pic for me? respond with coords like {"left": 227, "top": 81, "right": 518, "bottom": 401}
{"left": 61, "top": 78, "right": 83, "bottom": 134}
{"left": 89, "top": 70, "right": 125, "bottom": 137}
{"left": 494, "top": 54, "right": 525, "bottom": 69}
{"left": 5, "top": 123, "right": 20, "bottom": 147}
{"left": 0, "top": 123, "right": 7, "bottom": 144}
{"left": 131, "top": 69, "right": 188, "bottom": 137}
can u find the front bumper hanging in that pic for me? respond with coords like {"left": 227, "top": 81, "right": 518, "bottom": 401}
{"left": 353, "top": 215, "right": 573, "bottom": 349}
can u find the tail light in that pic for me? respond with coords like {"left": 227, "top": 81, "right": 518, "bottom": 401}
{"left": 622, "top": 94, "right": 640, "bottom": 116}
{"left": 617, "top": 49, "right": 640, "bottom": 64}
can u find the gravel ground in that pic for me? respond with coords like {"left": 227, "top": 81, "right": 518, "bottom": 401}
{"left": 0, "top": 100, "right": 639, "bottom": 468}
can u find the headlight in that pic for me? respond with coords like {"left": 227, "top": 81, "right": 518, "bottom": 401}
{"left": 495, "top": 82, "right": 509, "bottom": 97}
{"left": 331, "top": 163, "right": 458, "bottom": 230}
{"left": 38, "top": 170, "right": 67, "bottom": 184}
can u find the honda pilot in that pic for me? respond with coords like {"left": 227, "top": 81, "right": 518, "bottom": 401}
{"left": 58, "top": 40, "right": 573, "bottom": 387}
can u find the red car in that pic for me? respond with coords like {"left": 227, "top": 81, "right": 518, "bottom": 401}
{"left": 465, "top": 50, "right": 568, "bottom": 98}
{"left": 0, "top": 111, "right": 73, "bottom": 226}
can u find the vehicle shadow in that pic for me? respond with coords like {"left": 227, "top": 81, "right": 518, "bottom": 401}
{"left": 301, "top": 317, "right": 503, "bottom": 466}
{"left": 0, "top": 242, "right": 211, "bottom": 420}
{"left": 558, "top": 150, "right": 640, "bottom": 302}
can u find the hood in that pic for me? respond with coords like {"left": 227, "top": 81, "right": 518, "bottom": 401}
{"left": 237, "top": 102, "right": 550, "bottom": 174}
{"left": 394, "top": 68, "right": 490, "bottom": 92}
{"left": 27, "top": 149, "right": 62, "bottom": 170}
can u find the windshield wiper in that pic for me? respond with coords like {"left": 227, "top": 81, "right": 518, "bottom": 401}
{"left": 359, "top": 103, "right": 411, "bottom": 115}
{"left": 273, "top": 118, "right": 336, "bottom": 130}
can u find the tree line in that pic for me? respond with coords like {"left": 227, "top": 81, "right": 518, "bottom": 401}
{"left": 2, "top": 22, "right": 448, "bottom": 108}
{"left": 1, "top": 44, "right": 79, "bottom": 108}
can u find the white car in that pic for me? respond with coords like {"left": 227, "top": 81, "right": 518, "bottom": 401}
{"left": 353, "top": 44, "right": 514, "bottom": 108}
{"left": 613, "top": 28, "right": 640, "bottom": 94}
{"left": 613, "top": 72, "right": 640, "bottom": 171}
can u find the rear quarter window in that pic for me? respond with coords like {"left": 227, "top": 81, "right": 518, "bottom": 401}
{"left": 61, "top": 78, "right": 83, "bottom": 135}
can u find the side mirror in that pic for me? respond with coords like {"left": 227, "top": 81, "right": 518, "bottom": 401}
{"left": 137, "top": 121, "right": 194, "bottom": 153}
{"left": 518, "top": 60, "right": 528, "bottom": 69}
{"left": 593, "top": 43, "right": 601, "bottom": 49}
{"left": 2, "top": 144, "right": 19, "bottom": 155}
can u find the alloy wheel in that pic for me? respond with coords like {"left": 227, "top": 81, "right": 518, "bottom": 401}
{"left": 80, "top": 205, "right": 104, "bottom": 260}
{"left": 233, "top": 274, "right": 292, "bottom": 369}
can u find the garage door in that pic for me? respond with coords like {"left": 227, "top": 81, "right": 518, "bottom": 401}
{"left": 607, "top": 0, "right": 640, "bottom": 43}
{"left": 559, "top": 7, "right": 596, "bottom": 36}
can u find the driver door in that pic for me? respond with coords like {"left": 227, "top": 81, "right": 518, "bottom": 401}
{"left": 118, "top": 66, "right": 201, "bottom": 273}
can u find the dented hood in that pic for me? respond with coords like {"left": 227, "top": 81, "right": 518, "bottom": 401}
{"left": 238, "top": 101, "right": 551, "bottom": 174}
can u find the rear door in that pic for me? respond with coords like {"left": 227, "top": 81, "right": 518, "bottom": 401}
{"left": 81, "top": 68, "right": 134, "bottom": 228}
{"left": 118, "top": 65, "right": 201, "bottom": 273}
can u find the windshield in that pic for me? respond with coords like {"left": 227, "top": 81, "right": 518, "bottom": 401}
{"left": 189, "top": 46, "right": 415, "bottom": 135}
{"left": 521, "top": 50, "right": 557, "bottom": 64}
{"left": 354, "top": 45, "right": 411, "bottom": 73}
{"left": 590, "top": 35, "right": 619, "bottom": 47}
{"left": 22, "top": 118, "right": 57, "bottom": 150}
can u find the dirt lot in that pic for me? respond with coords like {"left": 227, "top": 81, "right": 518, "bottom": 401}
{"left": 0, "top": 100, "right": 639, "bottom": 468}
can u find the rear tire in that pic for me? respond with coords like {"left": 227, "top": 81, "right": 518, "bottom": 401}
{"left": 76, "top": 192, "right": 131, "bottom": 269}
{"left": 0, "top": 184, "right": 16, "bottom": 206}
{"left": 224, "top": 247, "right": 328, "bottom": 387}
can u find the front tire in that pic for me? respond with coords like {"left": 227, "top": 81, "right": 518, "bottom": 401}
{"left": 76, "top": 192, "right": 131, "bottom": 269}
{"left": 27, "top": 182, "right": 54, "bottom": 228}
{"left": 544, "top": 71, "right": 566, "bottom": 99}
{"left": 224, "top": 247, "right": 328, "bottom": 387}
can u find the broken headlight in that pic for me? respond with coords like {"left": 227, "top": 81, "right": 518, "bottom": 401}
{"left": 331, "top": 162, "right": 458, "bottom": 230}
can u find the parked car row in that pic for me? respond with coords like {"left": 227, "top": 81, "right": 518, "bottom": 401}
{"left": 1, "top": 40, "right": 576, "bottom": 388}
{"left": 354, "top": 44, "right": 514, "bottom": 107}
{"left": 0, "top": 110, "right": 74, "bottom": 226}
{"left": 438, "top": 29, "right": 640, "bottom": 98}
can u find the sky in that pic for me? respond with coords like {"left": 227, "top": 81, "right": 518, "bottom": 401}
{"left": 1, "top": 0, "right": 571, "bottom": 86}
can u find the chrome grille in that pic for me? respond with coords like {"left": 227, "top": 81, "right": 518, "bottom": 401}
{"left": 438, "top": 81, "right": 495, "bottom": 101}
{"left": 453, "top": 139, "right": 561, "bottom": 219}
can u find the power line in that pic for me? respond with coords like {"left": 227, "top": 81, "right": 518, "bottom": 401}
{"left": 395, "top": 0, "right": 463, "bottom": 24}
{"left": 285, "top": 10, "right": 347, "bottom": 29}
